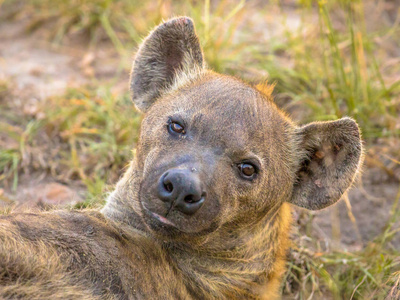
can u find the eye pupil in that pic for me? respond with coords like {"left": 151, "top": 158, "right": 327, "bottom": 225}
{"left": 240, "top": 163, "right": 255, "bottom": 177}
{"left": 170, "top": 122, "right": 185, "bottom": 134}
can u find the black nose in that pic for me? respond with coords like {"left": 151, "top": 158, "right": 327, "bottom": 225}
{"left": 157, "top": 169, "right": 206, "bottom": 215}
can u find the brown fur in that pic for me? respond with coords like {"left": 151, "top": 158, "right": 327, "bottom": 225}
{"left": 0, "top": 17, "right": 363, "bottom": 299}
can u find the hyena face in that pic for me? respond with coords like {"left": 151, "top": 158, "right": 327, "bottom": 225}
{"left": 137, "top": 75, "right": 294, "bottom": 236}
{"left": 130, "top": 17, "right": 362, "bottom": 239}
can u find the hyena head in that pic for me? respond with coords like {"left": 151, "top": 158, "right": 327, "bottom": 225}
{"left": 124, "top": 17, "right": 362, "bottom": 241}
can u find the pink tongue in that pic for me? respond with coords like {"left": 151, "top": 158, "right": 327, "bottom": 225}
{"left": 153, "top": 212, "right": 175, "bottom": 226}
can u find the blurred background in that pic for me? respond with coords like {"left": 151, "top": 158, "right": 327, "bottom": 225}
{"left": 0, "top": 0, "right": 399, "bottom": 298}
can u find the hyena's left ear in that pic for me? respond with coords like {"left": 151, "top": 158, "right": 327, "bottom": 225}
{"left": 130, "top": 17, "right": 204, "bottom": 112}
{"left": 289, "top": 117, "right": 363, "bottom": 210}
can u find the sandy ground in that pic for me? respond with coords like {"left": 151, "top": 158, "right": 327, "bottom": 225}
{"left": 0, "top": 18, "right": 399, "bottom": 251}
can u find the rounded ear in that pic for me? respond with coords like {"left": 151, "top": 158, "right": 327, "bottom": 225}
{"left": 289, "top": 117, "right": 363, "bottom": 210}
{"left": 130, "top": 17, "right": 205, "bottom": 113}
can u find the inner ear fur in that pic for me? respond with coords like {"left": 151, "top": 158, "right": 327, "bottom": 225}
{"left": 130, "top": 17, "right": 204, "bottom": 112}
{"left": 290, "top": 117, "right": 363, "bottom": 210}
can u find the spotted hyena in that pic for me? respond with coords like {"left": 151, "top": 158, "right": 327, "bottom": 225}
{"left": 0, "top": 17, "right": 362, "bottom": 299}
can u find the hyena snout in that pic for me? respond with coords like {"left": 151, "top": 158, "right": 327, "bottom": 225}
{"left": 157, "top": 169, "right": 206, "bottom": 215}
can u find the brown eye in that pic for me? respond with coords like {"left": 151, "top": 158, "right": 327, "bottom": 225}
{"left": 168, "top": 122, "right": 185, "bottom": 134}
{"left": 238, "top": 163, "right": 256, "bottom": 179}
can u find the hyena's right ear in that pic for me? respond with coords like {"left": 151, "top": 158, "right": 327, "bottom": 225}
{"left": 130, "top": 17, "right": 204, "bottom": 112}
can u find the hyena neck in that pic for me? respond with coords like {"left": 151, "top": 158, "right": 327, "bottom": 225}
{"left": 101, "top": 160, "right": 147, "bottom": 232}
{"left": 166, "top": 203, "right": 292, "bottom": 298}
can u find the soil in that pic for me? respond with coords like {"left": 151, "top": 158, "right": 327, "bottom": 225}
{"left": 304, "top": 167, "right": 400, "bottom": 250}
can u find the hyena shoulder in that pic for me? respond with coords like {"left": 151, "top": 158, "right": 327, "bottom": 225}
{"left": 0, "top": 210, "right": 190, "bottom": 299}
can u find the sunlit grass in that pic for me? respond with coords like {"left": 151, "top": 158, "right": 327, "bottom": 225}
{"left": 6, "top": 0, "right": 397, "bottom": 133}
{"left": 285, "top": 186, "right": 400, "bottom": 299}
{"left": 0, "top": 85, "right": 141, "bottom": 203}
{"left": 259, "top": 0, "right": 400, "bottom": 138}
{"left": 44, "top": 86, "right": 141, "bottom": 204}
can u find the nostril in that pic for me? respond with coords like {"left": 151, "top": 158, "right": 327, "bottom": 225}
{"left": 184, "top": 195, "right": 196, "bottom": 203}
{"left": 164, "top": 182, "right": 173, "bottom": 193}
{"left": 184, "top": 192, "right": 206, "bottom": 204}
{"left": 158, "top": 172, "right": 175, "bottom": 202}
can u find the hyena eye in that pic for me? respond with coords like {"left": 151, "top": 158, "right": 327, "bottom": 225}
{"left": 168, "top": 121, "right": 185, "bottom": 135}
{"left": 238, "top": 163, "right": 257, "bottom": 179}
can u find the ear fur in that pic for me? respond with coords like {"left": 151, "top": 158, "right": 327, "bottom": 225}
{"left": 130, "top": 17, "right": 204, "bottom": 112}
{"left": 290, "top": 117, "right": 363, "bottom": 210}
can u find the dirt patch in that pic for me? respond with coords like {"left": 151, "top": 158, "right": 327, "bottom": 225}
{"left": 10, "top": 181, "right": 82, "bottom": 207}
{"left": 0, "top": 21, "right": 87, "bottom": 99}
{"left": 305, "top": 166, "right": 400, "bottom": 250}
{"left": 0, "top": 19, "right": 128, "bottom": 101}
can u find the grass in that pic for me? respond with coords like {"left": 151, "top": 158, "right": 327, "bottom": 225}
{"left": 1, "top": 0, "right": 251, "bottom": 73}
{"left": 285, "top": 187, "right": 400, "bottom": 299}
{"left": 0, "top": 85, "right": 141, "bottom": 204}
{"left": 0, "top": 0, "right": 399, "bottom": 299}
{"left": 44, "top": 86, "right": 142, "bottom": 206}
{"left": 259, "top": 0, "right": 400, "bottom": 136}
{"left": 5, "top": 0, "right": 397, "bottom": 134}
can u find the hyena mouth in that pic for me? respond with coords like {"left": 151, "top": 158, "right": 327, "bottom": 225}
{"left": 141, "top": 204, "right": 176, "bottom": 227}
